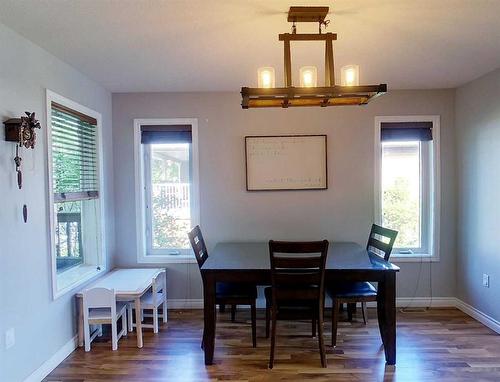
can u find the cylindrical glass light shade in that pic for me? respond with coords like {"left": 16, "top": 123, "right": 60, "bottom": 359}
{"left": 341, "top": 65, "right": 360, "bottom": 86}
{"left": 299, "top": 66, "right": 318, "bottom": 87}
{"left": 258, "top": 67, "right": 275, "bottom": 88}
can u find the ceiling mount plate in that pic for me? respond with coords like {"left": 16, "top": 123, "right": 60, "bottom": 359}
{"left": 287, "top": 6, "right": 329, "bottom": 23}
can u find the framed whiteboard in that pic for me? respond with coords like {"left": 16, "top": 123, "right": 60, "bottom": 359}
{"left": 245, "top": 135, "right": 328, "bottom": 191}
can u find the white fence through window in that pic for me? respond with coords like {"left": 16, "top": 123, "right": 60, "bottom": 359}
{"left": 152, "top": 182, "right": 190, "bottom": 217}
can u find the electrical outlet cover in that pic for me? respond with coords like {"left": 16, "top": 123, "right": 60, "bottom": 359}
{"left": 482, "top": 274, "right": 490, "bottom": 288}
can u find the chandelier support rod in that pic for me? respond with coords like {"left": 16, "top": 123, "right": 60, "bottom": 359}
{"left": 325, "top": 35, "right": 335, "bottom": 86}
{"left": 283, "top": 38, "right": 292, "bottom": 87}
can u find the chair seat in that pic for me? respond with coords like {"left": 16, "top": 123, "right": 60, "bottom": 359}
{"left": 89, "top": 302, "right": 127, "bottom": 320}
{"left": 327, "top": 282, "right": 377, "bottom": 298}
{"left": 216, "top": 282, "right": 257, "bottom": 300}
{"left": 140, "top": 291, "right": 165, "bottom": 308}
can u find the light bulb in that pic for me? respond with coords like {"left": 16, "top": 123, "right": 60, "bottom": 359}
{"left": 299, "top": 66, "right": 317, "bottom": 87}
{"left": 341, "top": 65, "right": 360, "bottom": 86}
{"left": 258, "top": 67, "right": 275, "bottom": 88}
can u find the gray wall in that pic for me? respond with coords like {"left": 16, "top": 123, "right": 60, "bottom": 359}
{"left": 455, "top": 68, "right": 500, "bottom": 322}
{"left": 0, "top": 23, "right": 114, "bottom": 382}
{"left": 112, "top": 90, "right": 457, "bottom": 301}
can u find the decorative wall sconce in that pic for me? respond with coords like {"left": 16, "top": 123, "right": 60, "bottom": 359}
{"left": 4, "top": 112, "right": 42, "bottom": 223}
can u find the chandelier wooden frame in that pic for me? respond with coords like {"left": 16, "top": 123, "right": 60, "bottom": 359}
{"left": 241, "top": 6, "right": 387, "bottom": 109}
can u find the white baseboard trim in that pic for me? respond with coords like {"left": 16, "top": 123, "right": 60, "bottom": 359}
{"left": 24, "top": 335, "right": 77, "bottom": 382}
{"left": 455, "top": 299, "right": 500, "bottom": 334}
{"left": 168, "top": 298, "right": 204, "bottom": 309}
{"left": 329, "top": 297, "right": 457, "bottom": 309}
{"left": 167, "top": 297, "right": 458, "bottom": 310}
{"left": 394, "top": 297, "right": 457, "bottom": 308}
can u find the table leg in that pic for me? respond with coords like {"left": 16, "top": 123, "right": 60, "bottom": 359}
{"left": 135, "top": 297, "right": 143, "bottom": 348}
{"left": 377, "top": 272, "right": 396, "bottom": 365}
{"left": 203, "top": 272, "right": 216, "bottom": 365}
{"left": 77, "top": 296, "right": 84, "bottom": 347}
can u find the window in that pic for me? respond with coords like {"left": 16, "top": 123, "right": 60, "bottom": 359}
{"left": 47, "top": 91, "right": 105, "bottom": 298}
{"left": 135, "top": 119, "right": 199, "bottom": 263}
{"left": 374, "top": 117, "right": 440, "bottom": 260}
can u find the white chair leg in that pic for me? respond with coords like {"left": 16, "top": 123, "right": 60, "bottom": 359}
{"left": 122, "top": 313, "right": 128, "bottom": 337}
{"left": 111, "top": 321, "right": 118, "bottom": 351}
{"left": 127, "top": 304, "right": 133, "bottom": 332}
{"left": 141, "top": 310, "right": 144, "bottom": 322}
{"left": 153, "top": 306, "right": 159, "bottom": 333}
{"left": 84, "top": 321, "right": 91, "bottom": 352}
{"left": 97, "top": 324, "right": 103, "bottom": 337}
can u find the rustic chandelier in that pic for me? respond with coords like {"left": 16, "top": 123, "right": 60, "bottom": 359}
{"left": 241, "top": 6, "right": 387, "bottom": 109}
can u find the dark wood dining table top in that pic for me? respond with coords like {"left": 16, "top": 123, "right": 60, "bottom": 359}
{"left": 202, "top": 241, "right": 400, "bottom": 272}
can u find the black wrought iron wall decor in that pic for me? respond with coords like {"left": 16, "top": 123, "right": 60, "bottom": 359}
{"left": 4, "top": 111, "right": 42, "bottom": 223}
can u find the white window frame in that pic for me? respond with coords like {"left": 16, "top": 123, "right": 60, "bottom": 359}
{"left": 374, "top": 115, "right": 441, "bottom": 262}
{"left": 134, "top": 118, "right": 200, "bottom": 264}
{"left": 46, "top": 90, "right": 107, "bottom": 299}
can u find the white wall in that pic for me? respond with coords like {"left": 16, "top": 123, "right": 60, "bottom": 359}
{"left": 0, "top": 23, "right": 114, "bottom": 382}
{"left": 455, "top": 68, "right": 500, "bottom": 322}
{"left": 112, "top": 89, "right": 457, "bottom": 302}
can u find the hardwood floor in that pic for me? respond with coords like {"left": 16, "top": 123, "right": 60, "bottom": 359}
{"left": 44, "top": 308, "right": 500, "bottom": 382}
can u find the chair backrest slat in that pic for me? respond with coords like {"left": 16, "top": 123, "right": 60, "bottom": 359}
{"left": 83, "top": 287, "right": 116, "bottom": 319}
{"left": 368, "top": 237, "right": 390, "bottom": 253}
{"left": 272, "top": 256, "right": 324, "bottom": 269}
{"left": 151, "top": 271, "right": 166, "bottom": 305}
{"left": 269, "top": 241, "right": 327, "bottom": 254}
{"left": 269, "top": 240, "right": 329, "bottom": 301}
{"left": 188, "top": 225, "right": 209, "bottom": 269}
{"left": 366, "top": 224, "right": 398, "bottom": 261}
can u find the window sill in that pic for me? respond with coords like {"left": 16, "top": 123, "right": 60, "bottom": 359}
{"left": 54, "top": 264, "right": 105, "bottom": 299}
{"left": 138, "top": 254, "right": 197, "bottom": 264}
{"left": 390, "top": 254, "right": 439, "bottom": 263}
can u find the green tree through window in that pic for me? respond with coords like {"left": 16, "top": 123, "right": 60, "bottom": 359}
{"left": 382, "top": 177, "right": 420, "bottom": 248}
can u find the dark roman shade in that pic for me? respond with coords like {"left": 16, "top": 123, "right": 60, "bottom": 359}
{"left": 141, "top": 124, "right": 192, "bottom": 144}
{"left": 51, "top": 102, "right": 99, "bottom": 202}
{"left": 381, "top": 121, "right": 433, "bottom": 142}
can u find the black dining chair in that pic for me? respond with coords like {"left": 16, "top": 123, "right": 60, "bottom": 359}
{"left": 188, "top": 225, "right": 258, "bottom": 348}
{"left": 327, "top": 224, "right": 398, "bottom": 347}
{"left": 265, "top": 240, "right": 329, "bottom": 368}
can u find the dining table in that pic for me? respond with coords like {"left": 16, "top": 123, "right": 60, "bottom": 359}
{"left": 200, "top": 241, "right": 400, "bottom": 365}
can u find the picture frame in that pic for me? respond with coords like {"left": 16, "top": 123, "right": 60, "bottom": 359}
{"left": 245, "top": 134, "right": 328, "bottom": 191}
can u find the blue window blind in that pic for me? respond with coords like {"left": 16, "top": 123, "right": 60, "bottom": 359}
{"left": 140, "top": 124, "right": 192, "bottom": 144}
{"left": 381, "top": 121, "right": 433, "bottom": 142}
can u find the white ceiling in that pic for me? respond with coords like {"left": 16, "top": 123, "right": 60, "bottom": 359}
{"left": 1, "top": 0, "right": 499, "bottom": 92}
